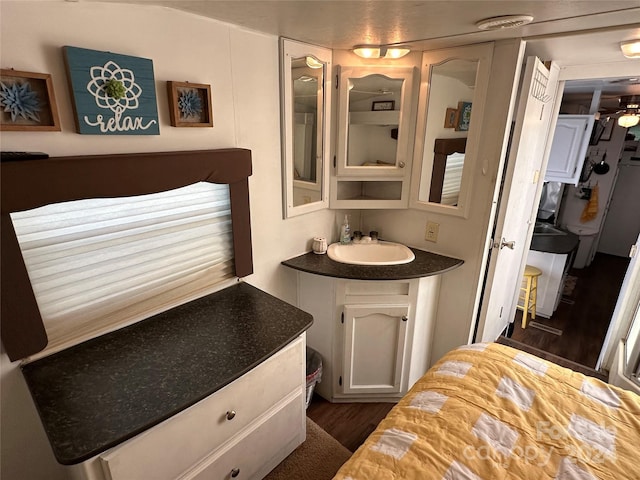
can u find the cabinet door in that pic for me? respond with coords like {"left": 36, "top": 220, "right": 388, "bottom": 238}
{"left": 342, "top": 304, "right": 409, "bottom": 394}
{"left": 545, "top": 114, "right": 595, "bottom": 185}
{"left": 336, "top": 66, "right": 416, "bottom": 177}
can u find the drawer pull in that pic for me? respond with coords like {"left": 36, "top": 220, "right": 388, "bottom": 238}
{"left": 231, "top": 467, "right": 240, "bottom": 478}
{"left": 226, "top": 410, "right": 236, "bottom": 421}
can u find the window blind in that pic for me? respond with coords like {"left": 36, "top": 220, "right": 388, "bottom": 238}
{"left": 441, "top": 152, "right": 465, "bottom": 206}
{"left": 11, "top": 182, "right": 235, "bottom": 358}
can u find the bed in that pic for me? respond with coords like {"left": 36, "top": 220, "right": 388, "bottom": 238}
{"left": 333, "top": 342, "right": 640, "bottom": 480}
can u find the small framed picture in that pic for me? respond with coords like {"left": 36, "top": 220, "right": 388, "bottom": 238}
{"left": 444, "top": 107, "right": 458, "bottom": 128}
{"left": 167, "top": 81, "right": 213, "bottom": 127}
{"left": 455, "top": 101, "right": 472, "bottom": 131}
{"left": 372, "top": 100, "right": 395, "bottom": 111}
{"left": 600, "top": 117, "right": 614, "bottom": 141}
{"left": 0, "top": 69, "right": 60, "bottom": 131}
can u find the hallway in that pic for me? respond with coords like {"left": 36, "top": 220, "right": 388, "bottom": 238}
{"left": 508, "top": 252, "right": 629, "bottom": 369}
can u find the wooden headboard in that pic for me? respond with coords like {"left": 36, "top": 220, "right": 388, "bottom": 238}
{"left": 1, "top": 149, "right": 253, "bottom": 361}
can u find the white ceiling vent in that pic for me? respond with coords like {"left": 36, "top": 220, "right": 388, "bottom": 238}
{"left": 476, "top": 15, "right": 534, "bottom": 31}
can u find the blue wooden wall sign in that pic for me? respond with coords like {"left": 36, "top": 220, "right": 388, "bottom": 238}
{"left": 63, "top": 46, "right": 159, "bottom": 135}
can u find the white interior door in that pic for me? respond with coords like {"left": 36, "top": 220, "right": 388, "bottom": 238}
{"left": 597, "top": 234, "right": 640, "bottom": 375}
{"left": 475, "top": 57, "right": 560, "bottom": 342}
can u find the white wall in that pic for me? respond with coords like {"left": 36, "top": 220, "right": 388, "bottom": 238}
{"left": 0, "top": 2, "right": 336, "bottom": 478}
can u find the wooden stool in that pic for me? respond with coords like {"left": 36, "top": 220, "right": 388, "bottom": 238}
{"left": 517, "top": 265, "right": 542, "bottom": 328}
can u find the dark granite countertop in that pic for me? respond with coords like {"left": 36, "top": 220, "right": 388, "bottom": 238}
{"left": 21, "top": 282, "right": 313, "bottom": 465}
{"left": 282, "top": 247, "right": 463, "bottom": 280}
{"left": 530, "top": 230, "right": 579, "bottom": 254}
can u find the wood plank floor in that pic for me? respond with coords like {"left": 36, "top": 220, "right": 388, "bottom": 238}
{"left": 509, "top": 252, "right": 629, "bottom": 369}
{"left": 306, "top": 395, "right": 394, "bottom": 452}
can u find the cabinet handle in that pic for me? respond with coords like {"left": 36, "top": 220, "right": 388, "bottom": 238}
{"left": 231, "top": 468, "right": 240, "bottom": 478}
{"left": 398, "top": 161, "right": 406, "bottom": 168}
{"left": 226, "top": 410, "right": 236, "bottom": 420}
{"left": 402, "top": 316, "right": 408, "bottom": 322}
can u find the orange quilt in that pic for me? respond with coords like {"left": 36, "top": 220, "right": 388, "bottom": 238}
{"left": 333, "top": 343, "right": 640, "bottom": 480}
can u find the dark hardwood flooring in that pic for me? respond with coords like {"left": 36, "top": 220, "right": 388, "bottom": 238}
{"left": 508, "top": 252, "right": 629, "bottom": 369}
{"left": 306, "top": 394, "right": 394, "bottom": 452}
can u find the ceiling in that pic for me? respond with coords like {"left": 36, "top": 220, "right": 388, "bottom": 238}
{"left": 91, "top": 0, "right": 640, "bottom": 109}
{"left": 90, "top": 1, "right": 640, "bottom": 51}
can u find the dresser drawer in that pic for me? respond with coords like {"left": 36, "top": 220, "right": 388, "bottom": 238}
{"left": 182, "top": 390, "right": 305, "bottom": 480}
{"left": 99, "top": 337, "right": 304, "bottom": 480}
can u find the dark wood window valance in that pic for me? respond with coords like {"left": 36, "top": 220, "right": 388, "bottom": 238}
{"left": 1, "top": 149, "right": 253, "bottom": 361}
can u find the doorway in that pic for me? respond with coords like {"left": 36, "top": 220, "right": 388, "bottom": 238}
{"left": 509, "top": 252, "right": 629, "bottom": 368}
{"left": 505, "top": 78, "right": 640, "bottom": 370}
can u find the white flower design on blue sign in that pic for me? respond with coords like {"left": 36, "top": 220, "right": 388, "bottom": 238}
{"left": 86, "top": 61, "right": 142, "bottom": 113}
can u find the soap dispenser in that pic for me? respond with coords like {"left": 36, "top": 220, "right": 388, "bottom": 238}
{"left": 340, "top": 215, "right": 351, "bottom": 244}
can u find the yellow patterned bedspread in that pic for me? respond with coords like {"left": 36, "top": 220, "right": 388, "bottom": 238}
{"left": 333, "top": 343, "right": 640, "bottom": 480}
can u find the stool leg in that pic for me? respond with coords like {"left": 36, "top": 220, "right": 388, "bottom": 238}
{"left": 530, "top": 276, "right": 537, "bottom": 320}
{"left": 522, "top": 276, "right": 531, "bottom": 329}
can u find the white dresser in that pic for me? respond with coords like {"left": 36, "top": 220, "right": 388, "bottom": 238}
{"left": 68, "top": 336, "right": 306, "bottom": 480}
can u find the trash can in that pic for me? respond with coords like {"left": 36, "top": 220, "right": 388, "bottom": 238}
{"left": 305, "top": 347, "right": 322, "bottom": 409}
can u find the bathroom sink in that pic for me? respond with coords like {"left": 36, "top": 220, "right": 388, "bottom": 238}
{"left": 533, "top": 222, "right": 567, "bottom": 236}
{"left": 327, "top": 241, "right": 415, "bottom": 266}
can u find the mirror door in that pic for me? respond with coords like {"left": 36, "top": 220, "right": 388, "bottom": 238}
{"left": 410, "top": 44, "right": 493, "bottom": 217}
{"left": 280, "top": 39, "right": 332, "bottom": 218}
{"left": 336, "top": 66, "right": 416, "bottom": 177}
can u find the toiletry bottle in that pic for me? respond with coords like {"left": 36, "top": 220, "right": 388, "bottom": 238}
{"left": 340, "top": 215, "right": 351, "bottom": 244}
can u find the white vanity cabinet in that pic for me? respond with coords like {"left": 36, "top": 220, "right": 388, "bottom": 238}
{"left": 298, "top": 273, "right": 440, "bottom": 402}
{"left": 525, "top": 250, "right": 569, "bottom": 318}
{"left": 331, "top": 65, "right": 418, "bottom": 209}
{"left": 545, "top": 114, "right": 595, "bottom": 185}
{"left": 69, "top": 337, "right": 306, "bottom": 480}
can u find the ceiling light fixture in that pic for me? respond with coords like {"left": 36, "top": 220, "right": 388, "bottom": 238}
{"left": 620, "top": 39, "right": 640, "bottom": 59}
{"left": 305, "top": 56, "right": 324, "bottom": 69}
{"left": 617, "top": 95, "right": 640, "bottom": 128}
{"left": 352, "top": 45, "right": 410, "bottom": 59}
{"left": 618, "top": 114, "right": 639, "bottom": 128}
{"left": 476, "top": 15, "right": 534, "bottom": 31}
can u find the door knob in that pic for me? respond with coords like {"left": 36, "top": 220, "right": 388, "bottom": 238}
{"left": 494, "top": 238, "right": 515, "bottom": 250}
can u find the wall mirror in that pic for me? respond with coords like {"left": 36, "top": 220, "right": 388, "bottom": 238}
{"left": 410, "top": 44, "right": 493, "bottom": 217}
{"left": 280, "top": 38, "right": 332, "bottom": 218}
{"left": 336, "top": 66, "right": 416, "bottom": 177}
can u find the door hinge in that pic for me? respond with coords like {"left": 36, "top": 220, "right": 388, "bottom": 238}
{"left": 333, "top": 155, "right": 337, "bottom": 169}
{"left": 341, "top": 312, "right": 344, "bottom": 324}
{"left": 630, "top": 244, "right": 638, "bottom": 258}
{"left": 339, "top": 376, "right": 342, "bottom": 386}
{"left": 336, "top": 74, "right": 339, "bottom": 89}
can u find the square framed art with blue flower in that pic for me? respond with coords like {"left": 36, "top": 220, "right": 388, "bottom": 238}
{"left": 0, "top": 69, "right": 61, "bottom": 131}
{"left": 63, "top": 46, "right": 160, "bottom": 135}
{"left": 167, "top": 81, "right": 213, "bottom": 127}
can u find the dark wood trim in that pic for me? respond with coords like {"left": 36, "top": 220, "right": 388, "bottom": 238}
{"left": 428, "top": 137, "right": 466, "bottom": 203}
{"left": 1, "top": 149, "right": 253, "bottom": 361}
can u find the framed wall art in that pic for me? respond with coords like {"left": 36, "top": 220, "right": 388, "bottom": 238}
{"left": 444, "top": 107, "right": 458, "bottom": 128}
{"left": 0, "top": 69, "right": 60, "bottom": 131}
{"left": 372, "top": 100, "right": 395, "bottom": 111}
{"left": 167, "top": 81, "right": 213, "bottom": 127}
{"left": 63, "top": 46, "right": 160, "bottom": 135}
{"left": 455, "top": 101, "right": 472, "bottom": 131}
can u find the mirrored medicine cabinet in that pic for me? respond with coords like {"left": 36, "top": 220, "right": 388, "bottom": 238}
{"left": 336, "top": 66, "right": 416, "bottom": 177}
{"left": 410, "top": 43, "right": 494, "bottom": 218}
{"left": 280, "top": 38, "right": 332, "bottom": 218}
